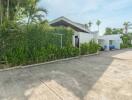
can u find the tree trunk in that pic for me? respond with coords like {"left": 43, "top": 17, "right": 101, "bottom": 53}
{"left": 98, "top": 25, "right": 99, "bottom": 32}
{"left": 7, "top": 0, "right": 9, "bottom": 20}
{"left": 0, "top": 0, "right": 3, "bottom": 25}
{"left": 125, "top": 26, "right": 128, "bottom": 34}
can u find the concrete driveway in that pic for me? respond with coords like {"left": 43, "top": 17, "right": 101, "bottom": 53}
{"left": 0, "top": 49, "right": 132, "bottom": 100}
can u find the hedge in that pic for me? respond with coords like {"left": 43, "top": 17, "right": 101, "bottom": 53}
{"left": 0, "top": 22, "right": 99, "bottom": 67}
{"left": 80, "top": 40, "right": 99, "bottom": 55}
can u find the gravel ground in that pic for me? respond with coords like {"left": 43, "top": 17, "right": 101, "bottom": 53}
{"left": 0, "top": 49, "right": 132, "bottom": 100}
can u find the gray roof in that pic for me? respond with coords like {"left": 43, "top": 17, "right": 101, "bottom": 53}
{"left": 49, "top": 16, "right": 90, "bottom": 33}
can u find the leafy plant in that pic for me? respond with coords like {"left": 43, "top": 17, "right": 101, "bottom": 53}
{"left": 0, "top": 22, "right": 76, "bottom": 67}
{"left": 120, "top": 34, "right": 132, "bottom": 48}
{"left": 88, "top": 40, "right": 99, "bottom": 54}
{"left": 80, "top": 40, "right": 99, "bottom": 55}
{"left": 80, "top": 43, "right": 89, "bottom": 55}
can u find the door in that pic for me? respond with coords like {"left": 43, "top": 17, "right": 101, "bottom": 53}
{"left": 75, "top": 36, "right": 79, "bottom": 48}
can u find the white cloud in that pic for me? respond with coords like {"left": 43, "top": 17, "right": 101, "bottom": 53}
{"left": 39, "top": 0, "right": 103, "bottom": 18}
{"left": 38, "top": 0, "right": 132, "bottom": 35}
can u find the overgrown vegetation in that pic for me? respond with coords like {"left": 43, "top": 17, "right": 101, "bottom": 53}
{"left": 104, "top": 28, "right": 123, "bottom": 35}
{"left": 104, "top": 26, "right": 132, "bottom": 49}
{"left": 0, "top": 21, "right": 80, "bottom": 66}
{"left": 0, "top": 20, "right": 99, "bottom": 67}
{"left": 80, "top": 40, "right": 99, "bottom": 55}
{"left": 0, "top": 0, "right": 99, "bottom": 68}
{"left": 120, "top": 33, "right": 132, "bottom": 48}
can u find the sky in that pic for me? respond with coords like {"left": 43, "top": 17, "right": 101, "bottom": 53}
{"left": 38, "top": 0, "right": 132, "bottom": 35}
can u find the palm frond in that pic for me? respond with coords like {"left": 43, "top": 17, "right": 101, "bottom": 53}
{"left": 35, "top": 8, "right": 48, "bottom": 14}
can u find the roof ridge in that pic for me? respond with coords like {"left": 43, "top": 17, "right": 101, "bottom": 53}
{"left": 50, "top": 16, "right": 90, "bottom": 33}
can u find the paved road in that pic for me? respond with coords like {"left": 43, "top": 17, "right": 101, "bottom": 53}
{"left": 0, "top": 49, "right": 132, "bottom": 100}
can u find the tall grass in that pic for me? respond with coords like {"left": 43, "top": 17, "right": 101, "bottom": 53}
{"left": 0, "top": 22, "right": 99, "bottom": 67}
{"left": 0, "top": 22, "right": 79, "bottom": 66}
{"left": 80, "top": 40, "right": 99, "bottom": 55}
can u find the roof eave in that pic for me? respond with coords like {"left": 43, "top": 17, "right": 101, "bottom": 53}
{"left": 49, "top": 17, "right": 89, "bottom": 33}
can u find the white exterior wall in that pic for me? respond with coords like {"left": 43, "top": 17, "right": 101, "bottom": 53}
{"left": 79, "top": 32, "right": 94, "bottom": 44}
{"left": 72, "top": 31, "right": 97, "bottom": 47}
{"left": 98, "top": 34, "right": 121, "bottom": 51}
{"left": 99, "top": 35, "right": 121, "bottom": 41}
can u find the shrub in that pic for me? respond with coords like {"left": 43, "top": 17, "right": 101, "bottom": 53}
{"left": 0, "top": 22, "right": 78, "bottom": 66}
{"left": 120, "top": 43, "right": 132, "bottom": 49}
{"left": 88, "top": 40, "right": 99, "bottom": 54}
{"left": 80, "top": 43, "right": 89, "bottom": 55}
{"left": 80, "top": 40, "right": 99, "bottom": 55}
{"left": 0, "top": 22, "right": 99, "bottom": 67}
{"left": 120, "top": 43, "right": 128, "bottom": 49}
{"left": 121, "top": 34, "right": 132, "bottom": 49}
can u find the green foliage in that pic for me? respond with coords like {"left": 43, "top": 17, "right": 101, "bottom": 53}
{"left": 120, "top": 43, "right": 129, "bottom": 49}
{"left": 0, "top": 21, "right": 27, "bottom": 65}
{"left": 104, "top": 27, "right": 123, "bottom": 35}
{"left": 0, "top": 20, "right": 99, "bottom": 67}
{"left": 0, "top": 22, "right": 78, "bottom": 66}
{"left": 0, "top": 0, "right": 46, "bottom": 24}
{"left": 80, "top": 40, "right": 99, "bottom": 55}
{"left": 80, "top": 43, "right": 89, "bottom": 55}
{"left": 96, "top": 20, "right": 101, "bottom": 26}
{"left": 88, "top": 40, "right": 100, "bottom": 54}
{"left": 104, "top": 28, "right": 112, "bottom": 35}
{"left": 120, "top": 34, "right": 132, "bottom": 49}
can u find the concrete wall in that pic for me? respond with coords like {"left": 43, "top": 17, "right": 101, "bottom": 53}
{"left": 79, "top": 32, "right": 94, "bottom": 44}
{"left": 98, "top": 34, "right": 122, "bottom": 51}
{"left": 99, "top": 34, "right": 121, "bottom": 41}
{"left": 72, "top": 32, "right": 95, "bottom": 47}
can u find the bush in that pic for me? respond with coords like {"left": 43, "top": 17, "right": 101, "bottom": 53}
{"left": 121, "top": 34, "right": 132, "bottom": 49}
{"left": 120, "top": 43, "right": 128, "bottom": 49}
{"left": 0, "top": 22, "right": 79, "bottom": 66}
{"left": 0, "top": 22, "right": 99, "bottom": 67}
{"left": 88, "top": 40, "right": 99, "bottom": 54}
{"left": 80, "top": 43, "right": 89, "bottom": 55}
{"left": 120, "top": 43, "right": 132, "bottom": 49}
{"left": 80, "top": 40, "right": 99, "bottom": 55}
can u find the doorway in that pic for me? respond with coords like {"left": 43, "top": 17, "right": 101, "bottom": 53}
{"left": 75, "top": 36, "right": 79, "bottom": 48}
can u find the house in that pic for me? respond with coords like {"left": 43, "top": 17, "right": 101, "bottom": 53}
{"left": 98, "top": 34, "right": 122, "bottom": 51}
{"left": 49, "top": 16, "right": 98, "bottom": 47}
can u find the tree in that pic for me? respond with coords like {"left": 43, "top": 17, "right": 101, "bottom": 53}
{"left": 15, "top": 0, "right": 47, "bottom": 26}
{"left": 0, "top": 0, "right": 41, "bottom": 22}
{"left": 123, "top": 21, "right": 130, "bottom": 34}
{"left": 112, "top": 28, "right": 123, "bottom": 34}
{"left": 88, "top": 21, "right": 92, "bottom": 30}
{"left": 104, "top": 28, "right": 112, "bottom": 35}
{"left": 0, "top": 0, "right": 19, "bottom": 21}
{"left": 104, "top": 27, "right": 123, "bottom": 35}
{"left": 121, "top": 34, "right": 131, "bottom": 46}
{"left": 96, "top": 20, "right": 101, "bottom": 32}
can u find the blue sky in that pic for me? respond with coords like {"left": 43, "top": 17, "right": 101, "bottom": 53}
{"left": 38, "top": 0, "right": 132, "bottom": 35}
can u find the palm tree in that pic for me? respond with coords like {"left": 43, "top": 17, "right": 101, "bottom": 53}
{"left": 0, "top": 0, "right": 47, "bottom": 24}
{"left": 96, "top": 20, "right": 101, "bottom": 32}
{"left": 0, "top": 0, "right": 34, "bottom": 21}
{"left": 123, "top": 21, "right": 130, "bottom": 34}
{"left": 88, "top": 21, "right": 92, "bottom": 30}
{"left": 25, "top": 0, "right": 47, "bottom": 25}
